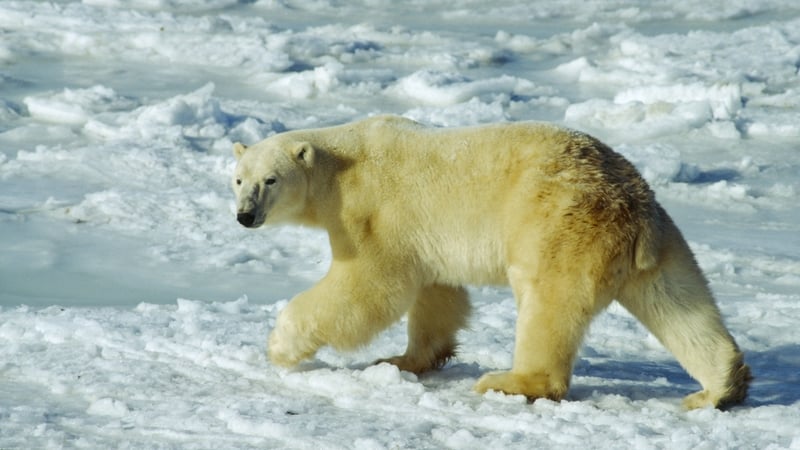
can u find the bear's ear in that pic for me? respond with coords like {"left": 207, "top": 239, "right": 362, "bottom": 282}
{"left": 292, "top": 142, "right": 314, "bottom": 167}
{"left": 233, "top": 142, "right": 248, "bottom": 160}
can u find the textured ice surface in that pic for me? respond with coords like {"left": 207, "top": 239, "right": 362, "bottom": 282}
{"left": 1, "top": 1, "right": 799, "bottom": 448}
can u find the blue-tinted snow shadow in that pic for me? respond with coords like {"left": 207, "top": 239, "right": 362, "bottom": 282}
{"left": 405, "top": 344, "right": 800, "bottom": 408}
{"left": 288, "top": 344, "right": 800, "bottom": 408}
{"left": 689, "top": 167, "right": 740, "bottom": 184}
{"left": 570, "top": 358, "right": 700, "bottom": 403}
{"left": 411, "top": 359, "right": 696, "bottom": 404}
{"left": 741, "top": 344, "right": 800, "bottom": 407}
{"left": 570, "top": 344, "right": 800, "bottom": 407}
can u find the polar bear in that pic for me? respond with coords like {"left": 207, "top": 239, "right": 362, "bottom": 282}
{"left": 231, "top": 115, "right": 750, "bottom": 409}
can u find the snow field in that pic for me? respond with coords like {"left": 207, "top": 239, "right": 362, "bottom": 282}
{"left": 2, "top": 296, "right": 799, "bottom": 449}
{"left": 1, "top": 0, "right": 800, "bottom": 448}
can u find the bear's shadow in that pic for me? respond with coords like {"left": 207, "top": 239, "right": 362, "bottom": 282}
{"left": 736, "top": 344, "right": 800, "bottom": 407}
{"left": 570, "top": 344, "right": 800, "bottom": 407}
{"left": 408, "top": 344, "right": 800, "bottom": 407}
{"left": 296, "top": 344, "right": 799, "bottom": 408}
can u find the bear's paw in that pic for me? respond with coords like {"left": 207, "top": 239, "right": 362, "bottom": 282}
{"left": 474, "top": 370, "right": 568, "bottom": 403}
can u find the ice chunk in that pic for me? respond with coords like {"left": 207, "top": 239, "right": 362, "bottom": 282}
{"left": 87, "top": 398, "right": 130, "bottom": 418}
{"left": 24, "top": 86, "right": 137, "bottom": 126}
{"left": 392, "top": 69, "right": 536, "bottom": 107}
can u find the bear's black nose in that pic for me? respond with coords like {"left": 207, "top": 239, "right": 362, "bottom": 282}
{"left": 237, "top": 212, "right": 256, "bottom": 227}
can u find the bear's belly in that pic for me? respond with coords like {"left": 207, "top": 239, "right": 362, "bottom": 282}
{"left": 415, "top": 233, "right": 508, "bottom": 286}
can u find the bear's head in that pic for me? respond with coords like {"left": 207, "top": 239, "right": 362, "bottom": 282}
{"left": 232, "top": 137, "right": 314, "bottom": 228}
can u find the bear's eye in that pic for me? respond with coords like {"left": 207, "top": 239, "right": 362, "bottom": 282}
{"left": 236, "top": 178, "right": 242, "bottom": 186}
{"left": 265, "top": 177, "right": 277, "bottom": 186}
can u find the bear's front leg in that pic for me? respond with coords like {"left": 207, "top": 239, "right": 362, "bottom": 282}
{"left": 267, "top": 261, "right": 418, "bottom": 368}
{"left": 268, "top": 292, "right": 324, "bottom": 368}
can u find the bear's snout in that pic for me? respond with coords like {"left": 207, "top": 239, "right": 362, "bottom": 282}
{"left": 237, "top": 212, "right": 256, "bottom": 227}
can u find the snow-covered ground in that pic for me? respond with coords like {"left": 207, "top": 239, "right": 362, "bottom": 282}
{"left": 2, "top": 0, "right": 800, "bottom": 448}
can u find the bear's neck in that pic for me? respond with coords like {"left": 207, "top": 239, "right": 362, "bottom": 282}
{"left": 300, "top": 143, "right": 361, "bottom": 231}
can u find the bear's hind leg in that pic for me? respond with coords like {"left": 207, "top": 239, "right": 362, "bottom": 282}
{"left": 378, "top": 284, "right": 471, "bottom": 374}
{"left": 618, "top": 226, "right": 751, "bottom": 409}
{"left": 474, "top": 267, "right": 598, "bottom": 402}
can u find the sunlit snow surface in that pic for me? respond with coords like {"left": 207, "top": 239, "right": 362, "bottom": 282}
{"left": 1, "top": 1, "right": 800, "bottom": 448}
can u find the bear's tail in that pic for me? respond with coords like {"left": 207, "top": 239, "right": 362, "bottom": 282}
{"left": 632, "top": 211, "right": 662, "bottom": 272}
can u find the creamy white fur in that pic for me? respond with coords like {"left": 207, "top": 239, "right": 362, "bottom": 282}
{"left": 232, "top": 115, "right": 750, "bottom": 409}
